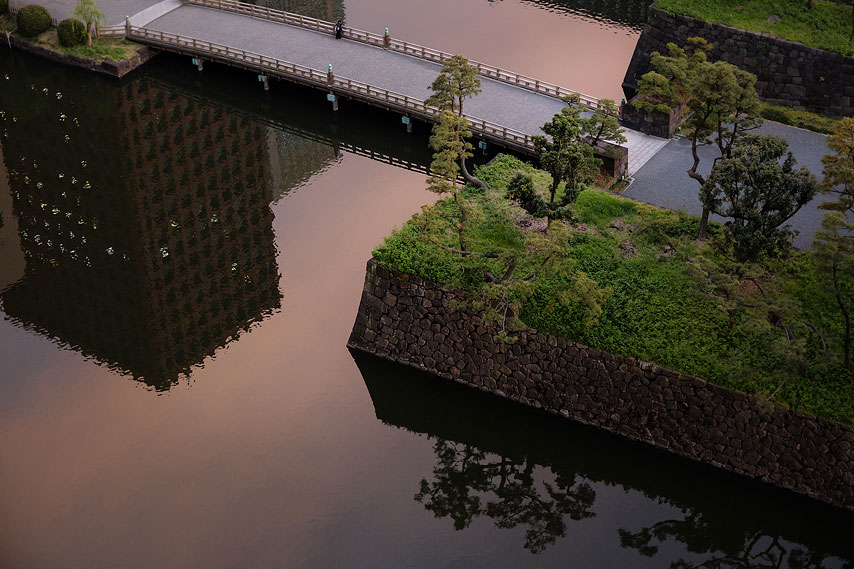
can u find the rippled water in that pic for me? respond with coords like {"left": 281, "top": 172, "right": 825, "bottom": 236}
{"left": 1, "top": 2, "right": 852, "bottom": 567}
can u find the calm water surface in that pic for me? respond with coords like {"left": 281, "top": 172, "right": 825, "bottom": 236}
{"left": 1, "top": 2, "right": 853, "bottom": 567}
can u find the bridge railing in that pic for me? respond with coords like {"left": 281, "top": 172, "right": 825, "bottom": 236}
{"left": 126, "top": 26, "right": 537, "bottom": 152}
{"left": 100, "top": 25, "right": 127, "bottom": 37}
{"left": 180, "top": 0, "right": 604, "bottom": 110}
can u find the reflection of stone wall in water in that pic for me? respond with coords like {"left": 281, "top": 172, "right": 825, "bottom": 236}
{"left": 349, "top": 260, "right": 854, "bottom": 510}
{"left": 356, "top": 353, "right": 854, "bottom": 565}
{"left": 0, "top": 72, "right": 282, "bottom": 390}
{"left": 265, "top": 128, "right": 338, "bottom": 202}
{"left": 249, "top": 0, "right": 344, "bottom": 22}
{"left": 520, "top": 0, "right": 648, "bottom": 29}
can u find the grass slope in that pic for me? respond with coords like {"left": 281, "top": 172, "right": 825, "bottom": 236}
{"left": 657, "top": 0, "right": 854, "bottom": 56}
{"left": 373, "top": 155, "right": 854, "bottom": 424}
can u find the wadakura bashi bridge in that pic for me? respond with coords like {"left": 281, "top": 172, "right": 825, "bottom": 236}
{"left": 105, "top": 0, "right": 669, "bottom": 176}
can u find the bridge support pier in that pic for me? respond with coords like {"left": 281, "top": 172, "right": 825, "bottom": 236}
{"left": 197, "top": 58, "right": 204, "bottom": 71}
{"left": 402, "top": 115, "right": 412, "bottom": 133}
{"left": 328, "top": 92, "right": 338, "bottom": 111}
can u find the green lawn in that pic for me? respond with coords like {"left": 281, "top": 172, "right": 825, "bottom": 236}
{"left": 657, "top": 0, "right": 854, "bottom": 56}
{"left": 372, "top": 156, "right": 854, "bottom": 424}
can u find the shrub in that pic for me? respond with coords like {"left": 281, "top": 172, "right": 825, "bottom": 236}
{"left": 759, "top": 106, "right": 787, "bottom": 124}
{"left": 17, "top": 5, "right": 52, "bottom": 37}
{"left": 759, "top": 103, "right": 840, "bottom": 135}
{"left": 0, "top": 0, "right": 8, "bottom": 15}
{"left": 57, "top": 18, "right": 86, "bottom": 46}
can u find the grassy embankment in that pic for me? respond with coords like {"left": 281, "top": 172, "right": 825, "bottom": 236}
{"left": 0, "top": 14, "right": 141, "bottom": 61}
{"left": 656, "top": 0, "right": 854, "bottom": 56}
{"left": 373, "top": 156, "right": 854, "bottom": 425}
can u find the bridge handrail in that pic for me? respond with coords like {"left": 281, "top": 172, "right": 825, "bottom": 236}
{"left": 100, "top": 25, "right": 126, "bottom": 37}
{"left": 126, "top": 26, "right": 538, "bottom": 150}
{"left": 179, "top": 0, "right": 604, "bottom": 110}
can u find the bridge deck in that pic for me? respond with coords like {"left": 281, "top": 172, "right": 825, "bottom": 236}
{"left": 141, "top": 3, "right": 667, "bottom": 175}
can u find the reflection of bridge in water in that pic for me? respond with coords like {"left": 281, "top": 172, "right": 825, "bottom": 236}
{"left": 144, "top": 76, "right": 439, "bottom": 186}
{"left": 0, "top": 61, "right": 340, "bottom": 390}
{"left": 353, "top": 352, "right": 854, "bottom": 565}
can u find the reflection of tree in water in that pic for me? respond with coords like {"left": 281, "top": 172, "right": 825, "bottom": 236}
{"left": 415, "top": 438, "right": 596, "bottom": 553}
{"left": 486, "top": 0, "right": 648, "bottom": 29}
{"left": 357, "top": 355, "right": 854, "bottom": 565}
{"left": 619, "top": 510, "right": 853, "bottom": 569}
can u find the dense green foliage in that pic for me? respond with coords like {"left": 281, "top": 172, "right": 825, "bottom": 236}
{"left": 702, "top": 134, "right": 819, "bottom": 261}
{"left": 635, "top": 38, "right": 762, "bottom": 240}
{"left": 72, "top": 0, "right": 105, "bottom": 47}
{"left": 821, "top": 117, "right": 854, "bottom": 215}
{"left": 759, "top": 103, "right": 841, "bottom": 135}
{"left": 0, "top": 0, "right": 8, "bottom": 15}
{"left": 16, "top": 4, "right": 51, "bottom": 37}
{"left": 373, "top": 155, "right": 854, "bottom": 424}
{"left": 657, "top": 0, "right": 854, "bottom": 56}
{"left": 57, "top": 18, "right": 86, "bottom": 47}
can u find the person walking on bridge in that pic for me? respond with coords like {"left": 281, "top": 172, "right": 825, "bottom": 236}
{"left": 335, "top": 20, "right": 343, "bottom": 39}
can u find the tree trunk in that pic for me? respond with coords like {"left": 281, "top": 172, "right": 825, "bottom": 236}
{"left": 832, "top": 259, "right": 852, "bottom": 369}
{"left": 459, "top": 155, "right": 489, "bottom": 196}
{"left": 591, "top": 124, "right": 604, "bottom": 147}
{"left": 808, "top": 0, "right": 813, "bottom": 8}
{"left": 688, "top": 131, "right": 710, "bottom": 241}
{"left": 698, "top": 208, "right": 710, "bottom": 241}
{"left": 86, "top": 23, "right": 93, "bottom": 47}
{"left": 453, "top": 190, "right": 467, "bottom": 253}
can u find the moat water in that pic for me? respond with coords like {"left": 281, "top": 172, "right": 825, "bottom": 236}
{"left": 1, "top": 0, "right": 853, "bottom": 567}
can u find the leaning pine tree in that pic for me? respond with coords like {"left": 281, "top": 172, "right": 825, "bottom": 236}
{"left": 426, "top": 55, "right": 489, "bottom": 194}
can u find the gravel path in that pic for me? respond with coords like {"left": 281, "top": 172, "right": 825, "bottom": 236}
{"left": 624, "top": 122, "right": 831, "bottom": 248}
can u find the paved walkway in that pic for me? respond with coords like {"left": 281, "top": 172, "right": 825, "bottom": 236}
{"left": 625, "top": 121, "right": 831, "bottom": 248}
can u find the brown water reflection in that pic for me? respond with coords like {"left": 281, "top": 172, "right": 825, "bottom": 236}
{"left": 1, "top": 8, "right": 851, "bottom": 566}
{"left": 1, "top": 75, "right": 285, "bottom": 389}
{"left": 0, "top": 54, "right": 443, "bottom": 569}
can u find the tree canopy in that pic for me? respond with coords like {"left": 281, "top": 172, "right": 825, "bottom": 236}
{"left": 72, "top": 0, "right": 105, "bottom": 47}
{"left": 702, "top": 134, "right": 818, "bottom": 262}
{"left": 426, "top": 55, "right": 488, "bottom": 193}
{"left": 635, "top": 38, "right": 763, "bottom": 241}
{"left": 821, "top": 116, "right": 854, "bottom": 216}
{"left": 426, "top": 54, "right": 482, "bottom": 117}
{"left": 531, "top": 100, "right": 600, "bottom": 222}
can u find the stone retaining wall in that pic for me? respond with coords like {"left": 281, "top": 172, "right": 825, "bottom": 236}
{"left": 5, "top": 37, "right": 157, "bottom": 78}
{"left": 620, "top": 98, "right": 684, "bottom": 138}
{"left": 348, "top": 259, "right": 854, "bottom": 510}
{"left": 622, "top": 3, "right": 854, "bottom": 117}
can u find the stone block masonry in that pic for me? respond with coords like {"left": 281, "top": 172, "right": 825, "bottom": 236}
{"left": 348, "top": 259, "right": 854, "bottom": 510}
{"left": 622, "top": 3, "right": 854, "bottom": 117}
